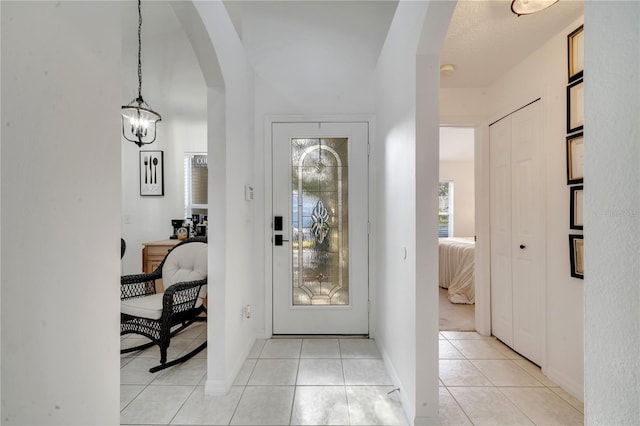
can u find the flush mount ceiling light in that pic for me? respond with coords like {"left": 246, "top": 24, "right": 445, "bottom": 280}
{"left": 511, "top": 0, "right": 559, "bottom": 16}
{"left": 121, "top": 0, "right": 161, "bottom": 147}
{"left": 440, "top": 64, "right": 456, "bottom": 77}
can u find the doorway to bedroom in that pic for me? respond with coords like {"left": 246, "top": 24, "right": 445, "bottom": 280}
{"left": 439, "top": 126, "right": 476, "bottom": 331}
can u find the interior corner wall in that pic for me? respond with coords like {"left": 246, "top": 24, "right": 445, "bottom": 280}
{"left": 584, "top": 3, "right": 640, "bottom": 423}
{"left": 1, "top": 1, "right": 121, "bottom": 424}
{"left": 439, "top": 161, "right": 475, "bottom": 237}
{"left": 486, "top": 17, "right": 585, "bottom": 399}
{"left": 242, "top": 2, "right": 392, "bottom": 339}
{"left": 192, "top": 0, "right": 257, "bottom": 393}
{"left": 374, "top": 1, "right": 435, "bottom": 422}
{"left": 121, "top": 1, "right": 207, "bottom": 275}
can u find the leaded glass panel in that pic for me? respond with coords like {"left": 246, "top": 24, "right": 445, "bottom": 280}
{"left": 291, "top": 138, "right": 349, "bottom": 306}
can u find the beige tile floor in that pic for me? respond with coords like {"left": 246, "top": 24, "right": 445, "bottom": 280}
{"left": 439, "top": 331, "right": 584, "bottom": 425}
{"left": 121, "top": 324, "right": 407, "bottom": 425}
{"left": 121, "top": 325, "right": 584, "bottom": 425}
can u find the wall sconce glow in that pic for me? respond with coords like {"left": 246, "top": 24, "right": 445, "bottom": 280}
{"left": 511, "top": 0, "right": 559, "bottom": 16}
{"left": 121, "top": 0, "right": 162, "bottom": 147}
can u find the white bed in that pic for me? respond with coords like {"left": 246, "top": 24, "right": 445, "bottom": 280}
{"left": 439, "top": 237, "right": 475, "bottom": 304}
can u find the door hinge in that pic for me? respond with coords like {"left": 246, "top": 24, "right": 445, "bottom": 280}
{"left": 367, "top": 142, "right": 371, "bottom": 157}
{"left": 367, "top": 222, "right": 371, "bottom": 235}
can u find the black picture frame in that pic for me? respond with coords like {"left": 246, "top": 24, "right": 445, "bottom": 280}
{"left": 568, "top": 25, "right": 584, "bottom": 83}
{"left": 567, "top": 79, "right": 584, "bottom": 134}
{"left": 569, "top": 234, "right": 584, "bottom": 279}
{"left": 570, "top": 185, "right": 583, "bottom": 230}
{"left": 566, "top": 132, "right": 584, "bottom": 185}
{"left": 140, "top": 150, "right": 164, "bottom": 196}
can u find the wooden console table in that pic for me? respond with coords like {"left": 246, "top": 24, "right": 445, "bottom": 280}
{"left": 142, "top": 239, "right": 180, "bottom": 292}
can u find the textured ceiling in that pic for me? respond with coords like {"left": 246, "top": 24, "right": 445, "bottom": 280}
{"left": 440, "top": 0, "right": 583, "bottom": 88}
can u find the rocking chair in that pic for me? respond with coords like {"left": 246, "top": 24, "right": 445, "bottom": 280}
{"left": 120, "top": 237, "right": 207, "bottom": 372}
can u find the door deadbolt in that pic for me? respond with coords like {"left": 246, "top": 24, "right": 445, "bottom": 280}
{"left": 275, "top": 234, "right": 289, "bottom": 246}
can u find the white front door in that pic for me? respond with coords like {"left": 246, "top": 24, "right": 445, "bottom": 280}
{"left": 272, "top": 122, "right": 369, "bottom": 335}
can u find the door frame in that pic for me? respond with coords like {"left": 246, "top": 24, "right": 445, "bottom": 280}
{"left": 439, "top": 119, "right": 492, "bottom": 336}
{"left": 264, "top": 115, "right": 376, "bottom": 338}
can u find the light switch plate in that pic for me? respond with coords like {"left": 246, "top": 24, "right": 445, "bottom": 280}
{"left": 244, "top": 184, "right": 254, "bottom": 201}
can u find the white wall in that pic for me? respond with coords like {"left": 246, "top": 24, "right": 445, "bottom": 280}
{"left": 441, "top": 16, "right": 587, "bottom": 400}
{"left": 374, "top": 2, "right": 423, "bottom": 419}
{"left": 1, "top": 1, "right": 121, "bottom": 424}
{"left": 239, "top": 0, "right": 396, "bottom": 337}
{"left": 121, "top": 1, "right": 207, "bottom": 275}
{"left": 375, "top": 1, "right": 455, "bottom": 423}
{"left": 584, "top": 3, "right": 640, "bottom": 423}
{"left": 439, "top": 161, "right": 475, "bottom": 237}
{"left": 191, "top": 0, "right": 257, "bottom": 394}
{"left": 486, "top": 16, "right": 585, "bottom": 400}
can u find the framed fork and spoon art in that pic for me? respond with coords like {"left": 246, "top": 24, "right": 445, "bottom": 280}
{"left": 139, "top": 150, "right": 164, "bottom": 196}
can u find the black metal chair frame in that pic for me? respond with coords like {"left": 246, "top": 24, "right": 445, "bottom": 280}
{"left": 120, "top": 237, "right": 207, "bottom": 373}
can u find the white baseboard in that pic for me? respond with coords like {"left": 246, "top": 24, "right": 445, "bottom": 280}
{"left": 376, "top": 341, "right": 415, "bottom": 425}
{"left": 413, "top": 415, "right": 440, "bottom": 425}
{"left": 545, "top": 365, "right": 584, "bottom": 402}
{"left": 204, "top": 336, "right": 257, "bottom": 396}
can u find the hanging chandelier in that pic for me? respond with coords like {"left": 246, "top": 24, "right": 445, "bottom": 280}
{"left": 511, "top": 0, "right": 559, "bottom": 16}
{"left": 121, "top": 0, "right": 161, "bottom": 147}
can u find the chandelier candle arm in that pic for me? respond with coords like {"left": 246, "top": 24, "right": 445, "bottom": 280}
{"left": 121, "top": 0, "right": 162, "bottom": 147}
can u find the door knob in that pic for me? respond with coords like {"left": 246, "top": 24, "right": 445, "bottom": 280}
{"left": 519, "top": 244, "right": 526, "bottom": 249}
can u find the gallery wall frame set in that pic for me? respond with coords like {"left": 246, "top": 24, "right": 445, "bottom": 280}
{"left": 566, "top": 24, "right": 584, "bottom": 280}
{"left": 140, "top": 150, "right": 164, "bottom": 196}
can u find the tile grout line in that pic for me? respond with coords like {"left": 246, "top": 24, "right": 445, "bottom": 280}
{"left": 287, "top": 340, "right": 303, "bottom": 426}
{"left": 339, "top": 339, "right": 353, "bottom": 426}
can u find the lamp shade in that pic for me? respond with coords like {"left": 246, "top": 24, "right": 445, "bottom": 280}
{"left": 511, "top": 0, "right": 559, "bottom": 16}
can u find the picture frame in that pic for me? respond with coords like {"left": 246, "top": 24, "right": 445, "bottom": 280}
{"left": 569, "top": 234, "right": 584, "bottom": 279}
{"left": 566, "top": 132, "right": 584, "bottom": 185}
{"left": 568, "top": 25, "right": 584, "bottom": 83}
{"left": 140, "top": 150, "right": 164, "bottom": 196}
{"left": 570, "top": 185, "right": 584, "bottom": 230}
{"left": 567, "top": 79, "right": 584, "bottom": 133}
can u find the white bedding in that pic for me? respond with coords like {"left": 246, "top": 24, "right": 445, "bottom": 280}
{"left": 439, "top": 237, "right": 475, "bottom": 304}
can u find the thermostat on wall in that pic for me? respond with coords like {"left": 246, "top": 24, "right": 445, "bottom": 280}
{"left": 245, "top": 184, "right": 254, "bottom": 201}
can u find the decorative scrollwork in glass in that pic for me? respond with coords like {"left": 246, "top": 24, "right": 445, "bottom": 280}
{"left": 311, "top": 200, "right": 330, "bottom": 244}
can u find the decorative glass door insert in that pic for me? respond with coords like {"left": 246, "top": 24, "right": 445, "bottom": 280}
{"left": 291, "top": 138, "right": 349, "bottom": 306}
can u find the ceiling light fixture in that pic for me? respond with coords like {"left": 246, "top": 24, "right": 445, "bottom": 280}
{"left": 440, "top": 64, "right": 456, "bottom": 77}
{"left": 511, "top": 0, "right": 559, "bottom": 16}
{"left": 121, "top": 0, "right": 161, "bottom": 147}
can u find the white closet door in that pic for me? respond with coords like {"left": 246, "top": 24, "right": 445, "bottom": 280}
{"left": 510, "top": 102, "right": 544, "bottom": 365}
{"left": 489, "top": 100, "right": 544, "bottom": 365}
{"left": 490, "top": 116, "right": 514, "bottom": 347}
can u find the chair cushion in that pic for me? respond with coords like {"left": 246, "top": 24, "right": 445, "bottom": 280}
{"left": 163, "top": 241, "right": 207, "bottom": 299}
{"left": 121, "top": 293, "right": 204, "bottom": 320}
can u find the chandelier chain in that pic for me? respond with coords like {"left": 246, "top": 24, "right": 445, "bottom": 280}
{"left": 137, "top": 0, "right": 143, "bottom": 103}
